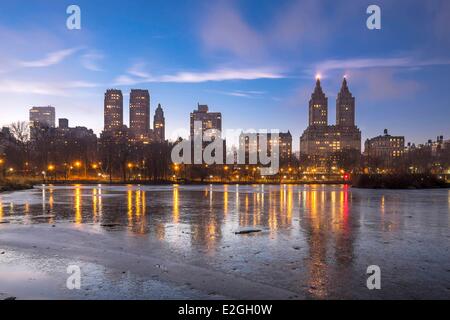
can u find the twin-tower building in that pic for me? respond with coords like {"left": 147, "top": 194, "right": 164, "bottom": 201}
{"left": 104, "top": 89, "right": 165, "bottom": 142}
{"left": 300, "top": 78, "right": 361, "bottom": 161}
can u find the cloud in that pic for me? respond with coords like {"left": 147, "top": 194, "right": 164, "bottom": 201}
{"left": 0, "top": 79, "right": 100, "bottom": 96}
{"left": 198, "top": 0, "right": 330, "bottom": 61}
{"left": 114, "top": 64, "right": 284, "bottom": 85}
{"left": 17, "top": 48, "right": 79, "bottom": 68}
{"left": 352, "top": 69, "right": 422, "bottom": 101}
{"left": 269, "top": 0, "right": 328, "bottom": 49}
{"left": 207, "top": 89, "right": 266, "bottom": 98}
{"left": 315, "top": 56, "right": 450, "bottom": 74}
{"left": 81, "top": 52, "right": 104, "bottom": 72}
{"left": 199, "top": 1, "right": 265, "bottom": 60}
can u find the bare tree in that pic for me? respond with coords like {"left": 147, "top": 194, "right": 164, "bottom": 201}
{"left": 9, "top": 121, "right": 30, "bottom": 144}
{"left": 8, "top": 121, "right": 31, "bottom": 174}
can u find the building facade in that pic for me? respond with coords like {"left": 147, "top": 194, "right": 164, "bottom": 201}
{"left": 104, "top": 89, "right": 123, "bottom": 131}
{"left": 239, "top": 131, "right": 292, "bottom": 164}
{"left": 129, "top": 89, "right": 150, "bottom": 137}
{"left": 364, "top": 129, "right": 405, "bottom": 169}
{"left": 29, "top": 106, "right": 55, "bottom": 128}
{"left": 300, "top": 78, "right": 361, "bottom": 167}
{"left": 190, "top": 104, "right": 222, "bottom": 140}
{"left": 153, "top": 104, "right": 165, "bottom": 143}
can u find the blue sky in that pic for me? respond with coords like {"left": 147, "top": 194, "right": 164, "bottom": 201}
{"left": 0, "top": 0, "right": 449, "bottom": 150}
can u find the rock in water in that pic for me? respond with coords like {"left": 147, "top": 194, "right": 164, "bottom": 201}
{"left": 4, "top": 297, "right": 16, "bottom": 300}
{"left": 234, "top": 229, "right": 262, "bottom": 235}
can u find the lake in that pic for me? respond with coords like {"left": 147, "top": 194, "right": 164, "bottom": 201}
{"left": 0, "top": 184, "right": 449, "bottom": 299}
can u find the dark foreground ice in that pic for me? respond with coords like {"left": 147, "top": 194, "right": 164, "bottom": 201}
{"left": 0, "top": 184, "right": 449, "bottom": 299}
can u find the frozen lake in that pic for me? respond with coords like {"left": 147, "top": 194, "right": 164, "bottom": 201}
{"left": 0, "top": 184, "right": 449, "bottom": 299}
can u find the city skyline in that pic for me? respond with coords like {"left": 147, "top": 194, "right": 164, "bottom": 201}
{"left": 0, "top": 0, "right": 450, "bottom": 150}
{"left": 15, "top": 82, "right": 449, "bottom": 151}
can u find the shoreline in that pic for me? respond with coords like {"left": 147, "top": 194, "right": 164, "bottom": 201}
{"left": 0, "top": 182, "right": 34, "bottom": 193}
{"left": 2, "top": 181, "right": 449, "bottom": 191}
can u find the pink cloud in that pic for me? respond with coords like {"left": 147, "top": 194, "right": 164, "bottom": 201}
{"left": 350, "top": 69, "right": 422, "bottom": 101}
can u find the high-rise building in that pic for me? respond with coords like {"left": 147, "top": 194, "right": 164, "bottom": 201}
{"left": 129, "top": 89, "right": 150, "bottom": 136}
{"left": 104, "top": 89, "right": 123, "bottom": 131}
{"left": 153, "top": 104, "right": 165, "bottom": 142}
{"left": 190, "top": 104, "right": 222, "bottom": 139}
{"left": 239, "top": 131, "right": 292, "bottom": 164}
{"left": 336, "top": 77, "right": 355, "bottom": 127}
{"left": 309, "top": 78, "right": 328, "bottom": 127}
{"left": 300, "top": 78, "right": 361, "bottom": 169}
{"left": 29, "top": 106, "right": 55, "bottom": 128}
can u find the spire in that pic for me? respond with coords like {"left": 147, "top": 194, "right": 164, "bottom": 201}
{"left": 339, "top": 76, "right": 351, "bottom": 95}
{"left": 342, "top": 76, "right": 348, "bottom": 89}
{"left": 315, "top": 77, "right": 321, "bottom": 89}
{"left": 311, "top": 77, "right": 325, "bottom": 99}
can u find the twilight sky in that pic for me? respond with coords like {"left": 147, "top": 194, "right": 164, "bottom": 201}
{"left": 0, "top": 0, "right": 449, "bottom": 150}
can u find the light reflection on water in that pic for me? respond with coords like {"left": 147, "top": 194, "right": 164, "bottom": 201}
{"left": 0, "top": 184, "right": 449, "bottom": 298}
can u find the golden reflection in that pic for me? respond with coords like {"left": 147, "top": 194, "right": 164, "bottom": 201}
{"left": 142, "top": 191, "right": 146, "bottom": 216}
{"left": 49, "top": 187, "right": 54, "bottom": 211}
{"left": 127, "top": 188, "right": 133, "bottom": 226}
{"left": 208, "top": 220, "right": 216, "bottom": 239}
{"left": 92, "top": 188, "right": 97, "bottom": 222}
{"left": 287, "top": 185, "right": 293, "bottom": 221}
{"left": 223, "top": 185, "right": 228, "bottom": 215}
{"left": 135, "top": 190, "right": 141, "bottom": 217}
{"left": 0, "top": 199, "right": 3, "bottom": 222}
{"left": 173, "top": 185, "right": 179, "bottom": 224}
{"left": 309, "top": 191, "right": 319, "bottom": 229}
{"left": 98, "top": 186, "right": 103, "bottom": 217}
{"left": 74, "top": 186, "right": 82, "bottom": 225}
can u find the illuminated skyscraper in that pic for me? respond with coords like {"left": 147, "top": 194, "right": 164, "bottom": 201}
{"left": 300, "top": 78, "right": 361, "bottom": 168}
{"left": 153, "top": 104, "right": 165, "bottom": 142}
{"left": 190, "top": 104, "right": 222, "bottom": 139}
{"left": 309, "top": 78, "right": 328, "bottom": 127}
{"left": 129, "top": 89, "right": 150, "bottom": 136}
{"left": 29, "top": 106, "right": 55, "bottom": 128}
{"left": 104, "top": 89, "right": 123, "bottom": 131}
{"left": 336, "top": 77, "right": 355, "bottom": 127}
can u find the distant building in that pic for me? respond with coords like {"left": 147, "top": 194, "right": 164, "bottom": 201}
{"left": 0, "top": 127, "right": 15, "bottom": 155}
{"left": 129, "top": 89, "right": 150, "bottom": 137}
{"left": 300, "top": 78, "right": 361, "bottom": 167}
{"left": 364, "top": 129, "right": 405, "bottom": 169}
{"left": 104, "top": 89, "right": 123, "bottom": 131}
{"left": 239, "top": 131, "right": 292, "bottom": 164}
{"left": 29, "top": 106, "right": 55, "bottom": 128}
{"left": 58, "top": 118, "right": 69, "bottom": 129}
{"left": 153, "top": 104, "right": 165, "bottom": 143}
{"left": 190, "top": 104, "right": 222, "bottom": 140}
